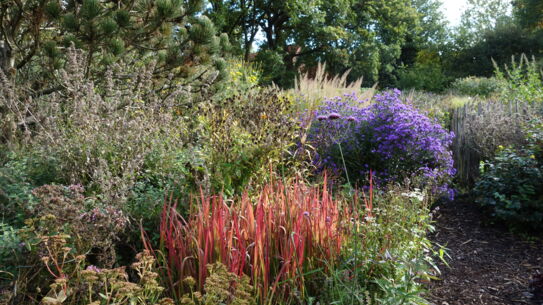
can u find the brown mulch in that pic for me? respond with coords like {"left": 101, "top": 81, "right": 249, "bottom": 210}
{"left": 427, "top": 196, "right": 543, "bottom": 305}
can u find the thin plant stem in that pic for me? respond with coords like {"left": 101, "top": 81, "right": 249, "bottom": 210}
{"left": 338, "top": 143, "right": 351, "bottom": 187}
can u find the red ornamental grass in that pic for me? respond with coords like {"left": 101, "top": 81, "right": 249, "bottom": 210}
{"left": 146, "top": 175, "right": 368, "bottom": 303}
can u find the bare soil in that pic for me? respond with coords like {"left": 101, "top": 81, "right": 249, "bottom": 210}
{"left": 427, "top": 196, "right": 543, "bottom": 305}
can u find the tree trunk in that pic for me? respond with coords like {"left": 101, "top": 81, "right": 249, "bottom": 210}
{"left": 0, "top": 40, "right": 14, "bottom": 76}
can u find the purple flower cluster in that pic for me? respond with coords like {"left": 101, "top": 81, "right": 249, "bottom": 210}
{"left": 86, "top": 265, "right": 102, "bottom": 273}
{"left": 307, "top": 90, "right": 455, "bottom": 198}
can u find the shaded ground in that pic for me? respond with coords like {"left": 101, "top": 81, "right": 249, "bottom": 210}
{"left": 427, "top": 196, "right": 543, "bottom": 305}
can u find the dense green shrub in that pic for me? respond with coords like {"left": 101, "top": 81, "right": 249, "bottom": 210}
{"left": 0, "top": 152, "right": 64, "bottom": 225}
{"left": 197, "top": 88, "right": 299, "bottom": 195}
{"left": 0, "top": 222, "right": 21, "bottom": 283}
{"left": 474, "top": 119, "right": 543, "bottom": 231}
{"left": 320, "top": 187, "right": 442, "bottom": 304}
{"left": 254, "top": 49, "right": 287, "bottom": 86}
{"left": 397, "top": 50, "right": 450, "bottom": 93}
{"left": 450, "top": 76, "right": 503, "bottom": 97}
{"left": 213, "top": 59, "right": 261, "bottom": 100}
{"left": 396, "top": 62, "right": 450, "bottom": 92}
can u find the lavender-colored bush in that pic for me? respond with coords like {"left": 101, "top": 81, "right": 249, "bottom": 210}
{"left": 308, "top": 89, "right": 455, "bottom": 198}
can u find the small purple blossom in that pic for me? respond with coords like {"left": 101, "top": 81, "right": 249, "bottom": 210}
{"left": 86, "top": 265, "right": 101, "bottom": 273}
{"left": 328, "top": 113, "right": 341, "bottom": 120}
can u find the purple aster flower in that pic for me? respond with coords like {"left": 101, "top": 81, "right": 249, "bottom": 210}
{"left": 305, "top": 89, "right": 455, "bottom": 197}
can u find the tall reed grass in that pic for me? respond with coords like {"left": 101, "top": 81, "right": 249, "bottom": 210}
{"left": 287, "top": 62, "right": 375, "bottom": 112}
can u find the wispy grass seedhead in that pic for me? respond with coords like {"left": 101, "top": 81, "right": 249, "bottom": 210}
{"left": 287, "top": 62, "right": 376, "bottom": 113}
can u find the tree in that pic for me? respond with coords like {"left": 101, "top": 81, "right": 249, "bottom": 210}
{"left": 411, "top": 0, "right": 449, "bottom": 48}
{"left": 446, "top": 18, "right": 542, "bottom": 78}
{"left": 397, "top": 0, "right": 449, "bottom": 88}
{"left": 207, "top": 0, "right": 352, "bottom": 86}
{"left": 207, "top": 0, "right": 257, "bottom": 59}
{"left": 514, "top": 0, "right": 543, "bottom": 31}
{"left": 443, "top": 0, "right": 542, "bottom": 78}
{"left": 454, "top": 0, "right": 512, "bottom": 48}
{"left": 0, "top": 0, "right": 229, "bottom": 91}
{"left": 318, "top": 0, "right": 419, "bottom": 86}
{"left": 208, "top": 0, "right": 420, "bottom": 87}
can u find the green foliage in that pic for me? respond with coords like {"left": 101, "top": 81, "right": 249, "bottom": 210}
{"left": 254, "top": 50, "right": 287, "bottom": 86}
{"left": 213, "top": 59, "right": 261, "bottom": 100}
{"left": 400, "top": 91, "right": 472, "bottom": 129}
{"left": 0, "top": 0, "right": 228, "bottom": 91}
{"left": 126, "top": 175, "right": 184, "bottom": 243}
{"left": 445, "top": 16, "right": 542, "bottom": 78}
{"left": 514, "top": 0, "right": 543, "bottom": 31}
{"left": 453, "top": 0, "right": 512, "bottom": 48}
{"left": 0, "top": 222, "right": 21, "bottom": 282}
{"left": 494, "top": 54, "right": 543, "bottom": 104}
{"left": 208, "top": 0, "right": 422, "bottom": 87}
{"left": 474, "top": 119, "right": 543, "bottom": 232}
{"left": 0, "top": 152, "right": 62, "bottom": 225}
{"left": 196, "top": 88, "right": 298, "bottom": 195}
{"left": 450, "top": 76, "right": 503, "bottom": 97}
{"left": 397, "top": 61, "right": 450, "bottom": 92}
{"left": 399, "top": 0, "right": 449, "bottom": 83}
{"left": 321, "top": 0, "right": 420, "bottom": 86}
{"left": 320, "top": 188, "right": 442, "bottom": 304}
{"left": 410, "top": 0, "right": 449, "bottom": 49}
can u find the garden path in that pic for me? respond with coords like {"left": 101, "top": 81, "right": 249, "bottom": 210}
{"left": 427, "top": 196, "right": 543, "bottom": 305}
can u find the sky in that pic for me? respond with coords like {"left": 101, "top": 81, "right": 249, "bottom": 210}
{"left": 441, "top": 0, "right": 468, "bottom": 26}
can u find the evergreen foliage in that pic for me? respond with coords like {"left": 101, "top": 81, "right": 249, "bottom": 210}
{"left": 0, "top": 0, "right": 229, "bottom": 91}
